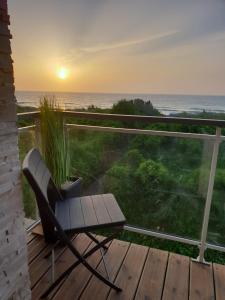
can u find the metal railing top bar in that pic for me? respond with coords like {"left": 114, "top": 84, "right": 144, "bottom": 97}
{"left": 63, "top": 111, "right": 225, "bottom": 127}
{"left": 17, "top": 111, "right": 39, "bottom": 118}
{"left": 17, "top": 110, "right": 225, "bottom": 127}
{"left": 66, "top": 123, "right": 225, "bottom": 141}
{"left": 18, "top": 122, "right": 225, "bottom": 141}
{"left": 18, "top": 125, "right": 36, "bottom": 132}
{"left": 25, "top": 219, "right": 225, "bottom": 254}
{"left": 124, "top": 225, "right": 200, "bottom": 246}
{"left": 125, "top": 225, "right": 225, "bottom": 253}
{"left": 26, "top": 219, "right": 41, "bottom": 233}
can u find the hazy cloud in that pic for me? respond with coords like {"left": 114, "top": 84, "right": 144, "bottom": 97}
{"left": 8, "top": 0, "right": 225, "bottom": 94}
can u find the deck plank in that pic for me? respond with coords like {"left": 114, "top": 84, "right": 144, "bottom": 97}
{"left": 190, "top": 261, "right": 214, "bottom": 300}
{"left": 29, "top": 243, "right": 54, "bottom": 288}
{"left": 28, "top": 232, "right": 225, "bottom": 300}
{"left": 162, "top": 253, "right": 189, "bottom": 300}
{"left": 135, "top": 248, "right": 168, "bottom": 300}
{"left": 32, "top": 234, "right": 92, "bottom": 299}
{"left": 107, "top": 243, "right": 148, "bottom": 300}
{"left": 27, "top": 233, "right": 37, "bottom": 244}
{"left": 80, "top": 239, "right": 130, "bottom": 300}
{"left": 28, "top": 235, "right": 48, "bottom": 264}
{"left": 29, "top": 236, "right": 75, "bottom": 289}
{"left": 52, "top": 236, "right": 108, "bottom": 300}
{"left": 213, "top": 263, "right": 225, "bottom": 300}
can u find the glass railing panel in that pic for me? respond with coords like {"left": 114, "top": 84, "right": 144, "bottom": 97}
{"left": 207, "top": 140, "right": 225, "bottom": 246}
{"left": 18, "top": 129, "right": 38, "bottom": 226}
{"left": 67, "top": 126, "right": 212, "bottom": 241}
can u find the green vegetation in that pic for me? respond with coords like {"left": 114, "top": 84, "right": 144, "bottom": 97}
{"left": 18, "top": 98, "right": 225, "bottom": 264}
{"left": 19, "top": 129, "right": 36, "bottom": 219}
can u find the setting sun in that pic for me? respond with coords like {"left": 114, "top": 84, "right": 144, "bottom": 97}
{"left": 57, "top": 68, "right": 69, "bottom": 80}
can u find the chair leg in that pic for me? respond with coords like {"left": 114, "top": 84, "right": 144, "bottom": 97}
{"left": 85, "top": 232, "right": 108, "bottom": 251}
{"left": 99, "top": 247, "right": 110, "bottom": 280}
{"left": 44, "top": 240, "right": 60, "bottom": 259}
{"left": 40, "top": 228, "right": 122, "bottom": 298}
{"left": 82, "top": 257, "right": 122, "bottom": 292}
{"left": 82, "top": 228, "right": 121, "bottom": 260}
{"left": 41, "top": 253, "right": 121, "bottom": 299}
{"left": 85, "top": 233, "right": 110, "bottom": 279}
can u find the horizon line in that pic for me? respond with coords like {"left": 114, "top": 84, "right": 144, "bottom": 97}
{"left": 15, "top": 90, "right": 225, "bottom": 97}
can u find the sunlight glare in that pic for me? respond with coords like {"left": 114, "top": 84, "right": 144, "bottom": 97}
{"left": 57, "top": 68, "right": 69, "bottom": 80}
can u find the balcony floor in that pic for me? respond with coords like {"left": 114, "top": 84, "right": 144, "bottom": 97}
{"left": 28, "top": 230, "right": 225, "bottom": 300}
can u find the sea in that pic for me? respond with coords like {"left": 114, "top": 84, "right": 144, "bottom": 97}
{"left": 16, "top": 91, "right": 225, "bottom": 116}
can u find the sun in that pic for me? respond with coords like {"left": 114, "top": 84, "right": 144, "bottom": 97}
{"left": 57, "top": 68, "right": 69, "bottom": 80}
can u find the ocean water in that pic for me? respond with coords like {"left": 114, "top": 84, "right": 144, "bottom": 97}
{"left": 16, "top": 91, "right": 225, "bottom": 116}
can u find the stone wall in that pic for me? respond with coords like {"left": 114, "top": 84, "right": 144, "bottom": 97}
{"left": 0, "top": 1, "right": 31, "bottom": 299}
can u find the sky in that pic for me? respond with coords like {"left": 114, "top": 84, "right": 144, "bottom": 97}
{"left": 8, "top": 0, "right": 225, "bottom": 95}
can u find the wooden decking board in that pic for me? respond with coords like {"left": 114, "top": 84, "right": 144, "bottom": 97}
{"left": 135, "top": 248, "right": 169, "bottom": 300}
{"left": 190, "top": 261, "right": 215, "bottom": 300}
{"left": 32, "top": 234, "right": 92, "bottom": 299}
{"left": 162, "top": 253, "right": 190, "bottom": 300}
{"left": 28, "top": 235, "right": 48, "bottom": 264}
{"left": 27, "top": 235, "right": 42, "bottom": 253}
{"left": 29, "top": 243, "right": 53, "bottom": 288}
{"left": 27, "top": 233, "right": 37, "bottom": 244}
{"left": 29, "top": 235, "right": 76, "bottom": 289}
{"left": 28, "top": 232, "right": 225, "bottom": 300}
{"left": 107, "top": 243, "right": 148, "bottom": 300}
{"left": 80, "top": 239, "right": 130, "bottom": 300}
{"left": 52, "top": 236, "right": 109, "bottom": 300}
{"left": 214, "top": 263, "right": 225, "bottom": 300}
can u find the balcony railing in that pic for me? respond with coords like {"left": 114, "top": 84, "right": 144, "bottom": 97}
{"left": 18, "top": 111, "right": 225, "bottom": 263}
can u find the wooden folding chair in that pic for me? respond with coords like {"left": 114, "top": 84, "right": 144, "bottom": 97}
{"left": 23, "top": 148, "right": 126, "bottom": 298}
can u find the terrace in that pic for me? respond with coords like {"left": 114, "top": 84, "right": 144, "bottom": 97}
{"left": 28, "top": 225, "right": 225, "bottom": 300}
{"left": 1, "top": 0, "right": 225, "bottom": 298}
{"left": 19, "top": 110, "right": 225, "bottom": 299}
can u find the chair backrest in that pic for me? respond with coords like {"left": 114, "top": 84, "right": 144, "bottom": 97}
{"left": 23, "top": 148, "right": 63, "bottom": 242}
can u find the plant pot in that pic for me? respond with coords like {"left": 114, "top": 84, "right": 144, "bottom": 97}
{"left": 60, "top": 177, "right": 82, "bottom": 199}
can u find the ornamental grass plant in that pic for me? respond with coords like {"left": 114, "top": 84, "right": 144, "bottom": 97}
{"left": 39, "top": 96, "right": 69, "bottom": 187}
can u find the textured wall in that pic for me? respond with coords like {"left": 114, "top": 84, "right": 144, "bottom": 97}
{"left": 0, "top": 1, "right": 31, "bottom": 299}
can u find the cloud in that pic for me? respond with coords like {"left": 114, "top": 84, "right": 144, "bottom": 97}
{"left": 79, "top": 30, "right": 179, "bottom": 53}
{"left": 60, "top": 30, "right": 178, "bottom": 64}
{"left": 125, "top": 12, "right": 225, "bottom": 55}
{"left": 62, "top": 8, "right": 225, "bottom": 64}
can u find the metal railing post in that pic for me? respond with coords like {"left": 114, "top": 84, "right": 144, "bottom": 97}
{"left": 197, "top": 127, "right": 221, "bottom": 263}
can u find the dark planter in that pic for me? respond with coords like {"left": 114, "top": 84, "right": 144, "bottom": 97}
{"left": 60, "top": 177, "right": 82, "bottom": 199}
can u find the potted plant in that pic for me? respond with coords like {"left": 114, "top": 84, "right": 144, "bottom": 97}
{"left": 39, "top": 97, "right": 82, "bottom": 198}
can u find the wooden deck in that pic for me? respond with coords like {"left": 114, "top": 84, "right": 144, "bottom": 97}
{"left": 28, "top": 231, "right": 225, "bottom": 300}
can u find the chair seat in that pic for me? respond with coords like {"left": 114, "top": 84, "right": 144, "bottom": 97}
{"left": 55, "top": 193, "right": 126, "bottom": 232}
